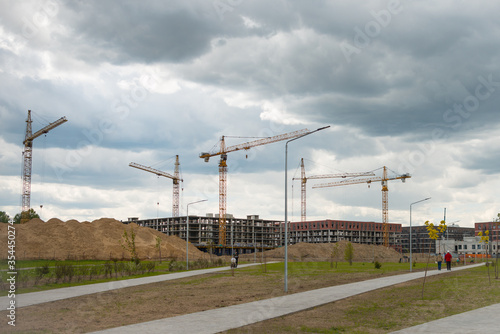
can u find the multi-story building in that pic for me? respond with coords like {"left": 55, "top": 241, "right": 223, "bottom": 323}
{"left": 128, "top": 214, "right": 281, "bottom": 255}
{"left": 284, "top": 219, "right": 402, "bottom": 250}
{"left": 128, "top": 215, "right": 404, "bottom": 252}
{"left": 438, "top": 236, "right": 497, "bottom": 258}
{"left": 475, "top": 221, "right": 500, "bottom": 242}
{"left": 401, "top": 224, "right": 474, "bottom": 254}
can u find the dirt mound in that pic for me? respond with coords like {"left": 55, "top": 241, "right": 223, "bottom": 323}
{"left": 0, "top": 218, "right": 208, "bottom": 261}
{"left": 241, "top": 240, "right": 402, "bottom": 263}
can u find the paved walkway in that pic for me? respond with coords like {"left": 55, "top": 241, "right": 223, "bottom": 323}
{"left": 390, "top": 302, "right": 500, "bottom": 333}
{"left": 0, "top": 263, "right": 265, "bottom": 309}
{"left": 90, "top": 264, "right": 492, "bottom": 334}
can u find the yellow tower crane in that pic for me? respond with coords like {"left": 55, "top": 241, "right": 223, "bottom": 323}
{"left": 200, "top": 129, "right": 310, "bottom": 246}
{"left": 313, "top": 166, "right": 411, "bottom": 247}
{"left": 293, "top": 158, "right": 375, "bottom": 222}
{"left": 21, "top": 110, "right": 67, "bottom": 223}
{"left": 129, "top": 155, "right": 183, "bottom": 217}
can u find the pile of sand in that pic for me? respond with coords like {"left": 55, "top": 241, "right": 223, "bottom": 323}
{"left": 0, "top": 218, "right": 208, "bottom": 261}
{"left": 1, "top": 219, "right": 402, "bottom": 262}
{"left": 241, "top": 240, "right": 402, "bottom": 262}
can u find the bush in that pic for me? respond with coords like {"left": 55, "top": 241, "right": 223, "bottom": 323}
{"left": 34, "top": 263, "right": 50, "bottom": 285}
{"left": 374, "top": 261, "right": 382, "bottom": 269}
{"left": 168, "top": 260, "right": 184, "bottom": 272}
{"left": 89, "top": 265, "right": 101, "bottom": 280}
{"left": 55, "top": 262, "right": 75, "bottom": 283}
{"left": 104, "top": 262, "right": 113, "bottom": 278}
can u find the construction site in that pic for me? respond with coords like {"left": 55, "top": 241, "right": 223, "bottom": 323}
{"left": 15, "top": 110, "right": 414, "bottom": 259}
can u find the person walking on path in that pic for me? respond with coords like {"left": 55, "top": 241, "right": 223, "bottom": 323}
{"left": 436, "top": 253, "right": 443, "bottom": 271}
{"left": 445, "top": 251, "right": 452, "bottom": 271}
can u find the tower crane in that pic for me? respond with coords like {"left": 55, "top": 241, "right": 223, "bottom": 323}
{"left": 129, "top": 155, "right": 183, "bottom": 217}
{"left": 200, "top": 128, "right": 310, "bottom": 246}
{"left": 313, "top": 166, "right": 411, "bottom": 247}
{"left": 293, "top": 158, "right": 375, "bottom": 222}
{"left": 21, "top": 110, "right": 67, "bottom": 223}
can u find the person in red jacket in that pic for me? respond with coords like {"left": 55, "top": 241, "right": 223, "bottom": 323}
{"left": 445, "top": 251, "right": 452, "bottom": 271}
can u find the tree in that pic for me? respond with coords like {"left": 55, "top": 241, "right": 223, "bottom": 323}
{"left": 155, "top": 236, "right": 162, "bottom": 264}
{"left": 120, "top": 225, "right": 139, "bottom": 265}
{"left": 331, "top": 242, "right": 340, "bottom": 269}
{"left": 344, "top": 241, "right": 354, "bottom": 266}
{"left": 13, "top": 208, "right": 39, "bottom": 224}
{"left": 478, "top": 230, "right": 491, "bottom": 285}
{"left": 0, "top": 211, "right": 10, "bottom": 223}
{"left": 494, "top": 213, "right": 500, "bottom": 280}
{"left": 422, "top": 220, "right": 446, "bottom": 299}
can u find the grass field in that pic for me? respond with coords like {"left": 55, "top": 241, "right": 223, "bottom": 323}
{"left": 0, "top": 258, "right": 228, "bottom": 296}
{"left": 225, "top": 263, "right": 500, "bottom": 333}
{"left": 2, "top": 261, "right": 498, "bottom": 333}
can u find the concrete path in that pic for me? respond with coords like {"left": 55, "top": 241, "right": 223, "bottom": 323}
{"left": 0, "top": 263, "right": 266, "bottom": 309}
{"left": 91, "top": 264, "right": 488, "bottom": 334}
{"left": 390, "top": 302, "right": 500, "bottom": 333}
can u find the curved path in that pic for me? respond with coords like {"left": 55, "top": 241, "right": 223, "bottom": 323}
{"left": 0, "top": 263, "right": 266, "bottom": 308}
{"left": 88, "top": 264, "right": 493, "bottom": 334}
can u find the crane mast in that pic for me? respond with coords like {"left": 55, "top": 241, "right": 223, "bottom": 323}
{"left": 293, "top": 158, "right": 375, "bottom": 222}
{"left": 21, "top": 110, "right": 67, "bottom": 223}
{"left": 129, "top": 155, "right": 183, "bottom": 217}
{"left": 200, "top": 129, "right": 310, "bottom": 246}
{"left": 313, "top": 166, "right": 411, "bottom": 247}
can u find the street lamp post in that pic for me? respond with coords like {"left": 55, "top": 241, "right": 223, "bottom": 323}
{"left": 186, "top": 199, "right": 208, "bottom": 270}
{"left": 285, "top": 125, "right": 330, "bottom": 292}
{"left": 409, "top": 197, "right": 431, "bottom": 272}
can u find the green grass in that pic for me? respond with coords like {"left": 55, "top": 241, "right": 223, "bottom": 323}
{"left": 0, "top": 258, "right": 231, "bottom": 296}
{"left": 237, "top": 261, "right": 430, "bottom": 276}
{"left": 225, "top": 265, "right": 500, "bottom": 333}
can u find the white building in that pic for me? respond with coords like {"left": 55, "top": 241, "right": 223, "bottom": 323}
{"left": 437, "top": 236, "right": 497, "bottom": 258}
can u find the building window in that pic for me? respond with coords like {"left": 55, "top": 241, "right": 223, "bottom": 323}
{"left": 472, "top": 245, "right": 475, "bottom": 250}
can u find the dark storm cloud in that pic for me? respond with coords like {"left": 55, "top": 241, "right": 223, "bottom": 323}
{"left": 50, "top": 0, "right": 280, "bottom": 65}
{"left": 168, "top": 1, "right": 500, "bottom": 139}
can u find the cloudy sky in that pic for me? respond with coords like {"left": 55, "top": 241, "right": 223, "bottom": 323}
{"left": 1, "top": 0, "right": 499, "bottom": 228}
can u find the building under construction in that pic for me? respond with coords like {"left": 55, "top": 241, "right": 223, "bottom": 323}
{"left": 128, "top": 214, "right": 282, "bottom": 255}
{"left": 286, "top": 219, "right": 402, "bottom": 251}
{"left": 128, "top": 215, "right": 403, "bottom": 253}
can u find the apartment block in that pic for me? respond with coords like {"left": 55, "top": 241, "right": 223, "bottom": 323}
{"left": 284, "top": 219, "right": 402, "bottom": 250}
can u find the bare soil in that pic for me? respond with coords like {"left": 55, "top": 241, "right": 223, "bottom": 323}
{"left": 0, "top": 217, "right": 427, "bottom": 333}
{"left": 0, "top": 218, "right": 208, "bottom": 261}
{"left": 243, "top": 240, "right": 403, "bottom": 263}
{"left": 2, "top": 263, "right": 409, "bottom": 333}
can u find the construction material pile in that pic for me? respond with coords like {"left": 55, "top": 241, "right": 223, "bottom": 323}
{"left": 0, "top": 218, "right": 208, "bottom": 261}
{"left": 242, "top": 240, "right": 402, "bottom": 263}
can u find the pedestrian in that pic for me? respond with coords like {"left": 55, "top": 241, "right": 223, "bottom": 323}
{"left": 445, "top": 250, "right": 452, "bottom": 271}
{"left": 436, "top": 253, "right": 443, "bottom": 271}
{"left": 234, "top": 251, "right": 239, "bottom": 267}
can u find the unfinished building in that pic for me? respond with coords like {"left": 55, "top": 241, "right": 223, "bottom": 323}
{"left": 128, "top": 214, "right": 281, "bottom": 255}
{"left": 285, "top": 219, "right": 402, "bottom": 251}
{"left": 128, "top": 215, "right": 403, "bottom": 253}
{"left": 401, "top": 224, "right": 474, "bottom": 254}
